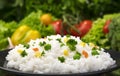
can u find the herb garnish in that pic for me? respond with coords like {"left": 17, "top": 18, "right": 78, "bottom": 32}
{"left": 66, "top": 39, "right": 77, "bottom": 51}
{"left": 92, "top": 47, "right": 99, "bottom": 55}
{"left": 44, "top": 44, "right": 51, "bottom": 50}
{"left": 56, "top": 38, "right": 62, "bottom": 43}
{"left": 39, "top": 41, "right": 46, "bottom": 46}
{"left": 23, "top": 44, "right": 29, "bottom": 49}
{"left": 73, "top": 52, "right": 81, "bottom": 60}
{"left": 60, "top": 43, "right": 65, "bottom": 47}
{"left": 41, "top": 51, "right": 45, "bottom": 56}
{"left": 58, "top": 56, "right": 65, "bottom": 63}
{"left": 21, "top": 50, "right": 27, "bottom": 57}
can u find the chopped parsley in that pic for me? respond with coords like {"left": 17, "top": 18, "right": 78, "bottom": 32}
{"left": 21, "top": 50, "right": 27, "bottom": 57}
{"left": 73, "top": 52, "right": 81, "bottom": 60}
{"left": 92, "top": 47, "right": 99, "bottom": 56}
{"left": 66, "top": 39, "right": 77, "bottom": 45}
{"left": 56, "top": 38, "right": 65, "bottom": 47}
{"left": 48, "top": 38, "right": 52, "bottom": 41}
{"left": 58, "top": 56, "right": 65, "bottom": 63}
{"left": 60, "top": 43, "right": 65, "bottom": 47}
{"left": 56, "top": 38, "right": 62, "bottom": 43}
{"left": 66, "top": 39, "right": 77, "bottom": 51}
{"left": 66, "top": 35, "right": 71, "bottom": 38}
{"left": 23, "top": 44, "right": 29, "bottom": 49}
{"left": 69, "top": 45, "right": 76, "bottom": 51}
{"left": 44, "top": 44, "right": 51, "bottom": 50}
{"left": 39, "top": 41, "right": 46, "bottom": 46}
{"left": 41, "top": 51, "right": 45, "bottom": 56}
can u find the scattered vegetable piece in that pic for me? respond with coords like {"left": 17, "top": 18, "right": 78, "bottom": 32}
{"left": 35, "top": 51, "right": 41, "bottom": 58}
{"left": 60, "top": 43, "right": 65, "bottom": 47}
{"left": 92, "top": 47, "right": 99, "bottom": 56}
{"left": 17, "top": 49, "right": 23, "bottom": 54}
{"left": 44, "top": 44, "right": 51, "bottom": 50}
{"left": 82, "top": 50, "right": 88, "bottom": 58}
{"left": 66, "top": 39, "right": 77, "bottom": 45}
{"left": 89, "top": 43, "right": 95, "bottom": 47}
{"left": 23, "top": 44, "right": 30, "bottom": 49}
{"left": 73, "top": 52, "right": 81, "bottom": 60}
{"left": 58, "top": 56, "right": 65, "bottom": 63}
{"left": 21, "top": 50, "right": 27, "bottom": 57}
{"left": 80, "top": 41, "right": 86, "bottom": 47}
{"left": 64, "top": 37, "right": 69, "bottom": 42}
{"left": 66, "top": 39, "right": 77, "bottom": 51}
{"left": 39, "top": 41, "right": 46, "bottom": 46}
{"left": 56, "top": 38, "right": 62, "bottom": 43}
{"left": 41, "top": 51, "right": 45, "bottom": 56}
{"left": 33, "top": 48, "right": 39, "bottom": 52}
{"left": 63, "top": 50, "right": 69, "bottom": 56}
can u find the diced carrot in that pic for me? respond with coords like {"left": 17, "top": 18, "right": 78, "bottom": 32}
{"left": 82, "top": 50, "right": 88, "bottom": 58}
{"left": 33, "top": 48, "right": 39, "bottom": 52}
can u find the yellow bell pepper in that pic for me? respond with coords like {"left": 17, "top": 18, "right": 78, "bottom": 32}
{"left": 11, "top": 25, "right": 41, "bottom": 45}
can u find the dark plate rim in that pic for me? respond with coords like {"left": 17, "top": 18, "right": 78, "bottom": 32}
{"left": 0, "top": 49, "right": 120, "bottom": 76}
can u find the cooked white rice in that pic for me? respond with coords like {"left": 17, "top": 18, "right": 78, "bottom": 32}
{"left": 6, "top": 35, "right": 115, "bottom": 74}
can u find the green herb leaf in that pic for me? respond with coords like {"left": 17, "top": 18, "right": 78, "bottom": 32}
{"left": 44, "top": 44, "right": 51, "bottom": 50}
{"left": 41, "top": 51, "right": 45, "bottom": 56}
{"left": 58, "top": 56, "right": 65, "bottom": 63}
{"left": 23, "top": 44, "right": 29, "bottom": 49}
{"left": 21, "top": 50, "right": 27, "bottom": 57}
{"left": 73, "top": 52, "right": 81, "bottom": 60}
{"left": 66, "top": 35, "right": 71, "bottom": 38}
{"left": 92, "top": 49, "right": 99, "bottom": 56}
{"left": 39, "top": 41, "right": 46, "bottom": 46}
{"left": 60, "top": 43, "right": 65, "bottom": 47}
{"left": 66, "top": 39, "right": 77, "bottom": 45}
{"left": 56, "top": 38, "right": 62, "bottom": 43}
{"left": 69, "top": 45, "right": 76, "bottom": 51}
{"left": 48, "top": 38, "right": 52, "bottom": 41}
{"left": 66, "top": 39, "right": 77, "bottom": 51}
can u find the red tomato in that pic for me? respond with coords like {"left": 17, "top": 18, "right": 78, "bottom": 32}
{"left": 51, "top": 20, "right": 67, "bottom": 35}
{"left": 51, "top": 20, "right": 62, "bottom": 34}
{"left": 70, "top": 20, "right": 93, "bottom": 37}
{"left": 103, "top": 20, "right": 111, "bottom": 34}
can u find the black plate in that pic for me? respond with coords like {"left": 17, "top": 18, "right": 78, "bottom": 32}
{"left": 0, "top": 49, "right": 120, "bottom": 76}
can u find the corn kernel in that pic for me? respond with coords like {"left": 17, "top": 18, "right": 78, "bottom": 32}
{"left": 17, "top": 49, "right": 23, "bottom": 54}
{"left": 80, "top": 42, "right": 86, "bottom": 47}
{"left": 63, "top": 50, "right": 69, "bottom": 56}
{"left": 64, "top": 37, "right": 68, "bottom": 42}
{"left": 35, "top": 51, "right": 41, "bottom": 58}
{"left": 89, "top": 43, "right": 95, "bottom": 47}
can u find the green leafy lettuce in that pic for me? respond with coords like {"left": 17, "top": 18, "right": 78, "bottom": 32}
{"left": 0, "top": 20, "right": 17, "bottom": 50}
{"left": 82, "top": 13, "right": 120, "bottom": 49}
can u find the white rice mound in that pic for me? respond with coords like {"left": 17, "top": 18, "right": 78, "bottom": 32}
{"left": 6, "top": 35, "right": 115, "bottom": 74}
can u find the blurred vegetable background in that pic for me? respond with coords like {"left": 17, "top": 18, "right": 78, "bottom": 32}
{"left": 1, "top": 0, "right": 120, "bottom": 76}
{"left": 0, "top": 0, "right": 120, "bottom": 21}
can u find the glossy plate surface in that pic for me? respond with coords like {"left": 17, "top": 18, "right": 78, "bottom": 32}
{"left": 0, "top": 49, "right": 120, "bottom": 76}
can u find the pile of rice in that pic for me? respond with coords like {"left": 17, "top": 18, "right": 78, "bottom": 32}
{"left": 6, "top": 35, "right": 115, "bottom": 74}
